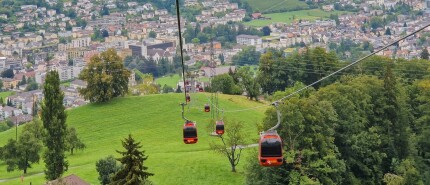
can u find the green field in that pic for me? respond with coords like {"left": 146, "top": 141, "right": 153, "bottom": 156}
{"left": 0, "top": 93, "right": 269, "bottom": 184}
{"left": 61, "top": 81, "right": 71, "bottom": 87}
{"left": 155, "top": 74, "right": 181, "bottom": 88}
{"left": 0, "top": 91, "right": 13, "bottom": 103}
{"left": 244, "top": 0, "right": 308, "bottom": 13}
{"left": 244, "top": 9, "right": 347, "bottom": 27}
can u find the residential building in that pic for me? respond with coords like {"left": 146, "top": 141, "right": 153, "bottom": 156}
{"left": 236, "top": 35, "right": 262, "bottom": 46}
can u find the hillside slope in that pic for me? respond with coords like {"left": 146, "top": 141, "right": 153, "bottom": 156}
{"left": 0, "top": 93, "right": 269, "bottom": 185}
{"left": 244, "top": 0, "right": 308, "bottom": 13}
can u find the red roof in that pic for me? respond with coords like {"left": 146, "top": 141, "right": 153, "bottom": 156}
{"left": 45, "top": 174, "right": 89, "bottom": 185}
{"left": 251, "top": 13, "right": 262, "bottom": 19}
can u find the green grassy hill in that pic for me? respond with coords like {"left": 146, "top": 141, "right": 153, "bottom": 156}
{"left": 0, "top": 93, "right": 269, "bottom": 185}
{"left": 244, "top": 0, "right": 308, "bottom": 13}
{"left": 155, "top": 74, "right": 181, "bottom": 88}
{"left": 0, "top": 91, "right": 13, "bottom": 103}
{"left": 244, "top": 9, "right": 348, "bottom": 27}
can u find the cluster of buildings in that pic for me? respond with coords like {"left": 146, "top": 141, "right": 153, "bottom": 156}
{"left": 239, "top": 0, "right": 430, "bottom": 60}
{"left": 0, "top": 79, "right": 87, "bottom": 124}
{"left": 0, "top": 0, "right": 429, "bottom": 124}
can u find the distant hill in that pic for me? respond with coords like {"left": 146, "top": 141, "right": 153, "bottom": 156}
{"left": 0, "top": 93, "right": 268, "bottom": 185}
{"left": 244, "top": 0, "right": 309, "bottom": 13}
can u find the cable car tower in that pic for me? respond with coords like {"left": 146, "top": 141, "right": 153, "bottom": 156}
{"left": 209, "top": 23, "right": 219, "bottom": 119}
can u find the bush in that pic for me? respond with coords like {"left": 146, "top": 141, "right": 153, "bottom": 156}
{"left": 0, "top": 122, "right": 10, "bottom": 132}
{"left": 232, "top": 85, "right": 243, "bottom": 95}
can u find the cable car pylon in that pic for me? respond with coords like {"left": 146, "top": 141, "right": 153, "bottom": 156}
{"left": 259, "top": 102, "right": 284, "bottom": 167}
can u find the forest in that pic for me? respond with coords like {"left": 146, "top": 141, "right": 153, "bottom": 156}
{"left": 242, "top": 47, "right": 430, "bottom": 184}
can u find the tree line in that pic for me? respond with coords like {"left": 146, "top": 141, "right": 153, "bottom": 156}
{"left": 243, "top": 48, "right": 430, "bottom": 184}
{"left": 184, "top": 23, "right": 263, "bottom": 48}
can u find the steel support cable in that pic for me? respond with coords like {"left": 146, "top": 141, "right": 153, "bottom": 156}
{"left": 175, "top": 0, "right": 187, "bottom": 104}
{"left": 256, "top": 63, "right": 430, "bottom": 73}
{"left": 253, "top": 66, "right": 430, "bottom": 76}
{"left": 204, "top": 92, "right": 271, "bottom": 113}
{"left": 207, "top": 23, "right": 430, "bottom": 114}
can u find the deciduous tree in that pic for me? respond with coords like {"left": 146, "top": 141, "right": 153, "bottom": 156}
{"left": 148, "top": 31, "right": 157, "bottom": 38}
{"left": 79, "top": 49, "right": 131, "bottom": 103}
{"left": 0, "top": 126, "right": 42, "bottom": 174}
{"left": 209, "top": 119, "right": 247, "bottom": 172}
{"left": 421, "top": 48, "right": 429, "bottom": 60}
{"left": 262, "top": 26, "right": 271, "bottom": 36}
{"left": 237, "top": 66, "right": 260, "bottom": 100}
{"left": 211, "top": 74, "right": 235, "bottom": 94}
{"left": 1, "top": 69, "right": 14, "bottom": 78}
{"left": 232, "top": 46, "right": 260, "bottom": 66}
{"left": 96, "top": 156, "right": 121, "bottom": 185}
{"left": 65, "top": 127, "right": 86, "bottom": 155}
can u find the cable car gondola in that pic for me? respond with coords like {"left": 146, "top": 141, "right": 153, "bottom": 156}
{"left": 259, "top": 131, "right": 283, "bottom": 166}
{"left": 186, "top": 94, "right": 191, "bottom": 102}
{"left": 204, "top": 104, "right": 210, "bottom": 112}
{"left": 258, "top": 102, "right": 284, "bottom": 167}
{"left": 183, "top": 121, "right": 198, "bottom": 144}
{"left": 215, "top": 120, "right": 224, "bottom": 135}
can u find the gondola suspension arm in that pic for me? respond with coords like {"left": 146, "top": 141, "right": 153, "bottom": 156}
{"left": 267, "top": 102, "right": 281, "bottom": 132}
{"left": 181, "top": 103, "right": 189, "bottom": 122}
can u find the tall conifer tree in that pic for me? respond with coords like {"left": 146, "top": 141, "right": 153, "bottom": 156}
{"left": 42, "top": 70, "right": 68, "bottom": 180}
{"left": 110, "top": 134, "right": 153, "bottom": 185}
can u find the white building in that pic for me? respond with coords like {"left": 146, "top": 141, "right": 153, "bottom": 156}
{"left": 58, "top": 37, "right": 91, "bottom": 51}
{"left": 426, "top": 0, "right": 430, "bottom": 12}
{"left": 0, "top": 57, "right": 6, "bottom": 72}
{"left": 236, "top": 34, "right": 262, "bottom": 46}
{"left": 72, "top": 59, "right": 86, "bottom": 78}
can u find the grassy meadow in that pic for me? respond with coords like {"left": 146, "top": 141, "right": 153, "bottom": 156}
{"left": 244, "top": 0, "right": 308, "bottom": 13}
{"left": 244, "top": 9, "right": 348, "bottom": 27}
{"left": 0, "top": 93, "right": 269, "bottom": 185}
{"left": 155, "top": 74, "right": 181, "bottom": 88}
{"left": 0, "top": 91, "right": 13, "bottom": 103}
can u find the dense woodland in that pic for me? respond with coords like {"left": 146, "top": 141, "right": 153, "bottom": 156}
{"left": 241, "top": 48, "right": 430, "bottom": 184}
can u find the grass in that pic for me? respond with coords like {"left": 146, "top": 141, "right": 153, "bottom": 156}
{"left": 155, "top": 74, "right": 181, "bottom": 88}
{"left": 244, "top": 0, "right": 308, "bottom": 13}
{"left": 199, "top": 77, "right": 210, "bottom": 83}
{"left": 133, "top": 68, "right": 145, "bottom": 79}
{"left": 0, "top": 93, "right": 269, "bottom": 185}
{"left": 0, "top": 91, "right": 13, "bottom": 103}
{"left": 244, "top": 9, "right": 348, "bottom": 27}
{"left": 61, "top": 81, "right": 71, "bottom": 87}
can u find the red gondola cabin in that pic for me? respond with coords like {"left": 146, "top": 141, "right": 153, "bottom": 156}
{"left": 215, "top": 121, "right": 224, "bottom": 135}
{"left": 183, "top": 121, "right": 198, "bottom": 144}
{"left": 204, "top": 104, "right": 210, "bottom": 112}
{"left": 259, "top": 132, "right": 283, "bottom": 167}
